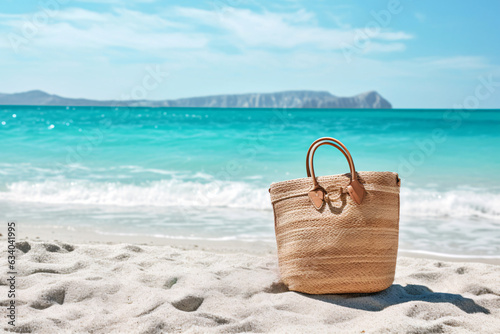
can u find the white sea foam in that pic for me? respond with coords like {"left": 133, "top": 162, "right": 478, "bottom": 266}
{"left": 94, "top": 230, "right": 275, "bottom": 243}
{"left": 0, "top": 179, "right": 270, "bottom": 210}
{"left": 1, "top": 179, "right": 499, "bottom": 220}
{"left": 400, "top": 187, "right": 500, "bottom": 221}
{"left": 398, "top": 248, "right": 500, "bottom": 260}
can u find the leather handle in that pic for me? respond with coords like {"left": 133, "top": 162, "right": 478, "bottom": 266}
{"left": 306, "top": 138, "right": 356, "bottom": 180}
{"left": 306, "top": 143, "right": 348, "bottom": 178}
{"left": 306, "top": 137, "right": 366, "bottom": 209}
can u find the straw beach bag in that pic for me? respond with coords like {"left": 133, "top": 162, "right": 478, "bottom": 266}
{"left": 269, "top": 137, "right": 401, "bottom": 294}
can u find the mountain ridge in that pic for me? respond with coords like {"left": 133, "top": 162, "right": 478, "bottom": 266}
{"left": 0, "top": 90, "right": 392, "bottom": 109}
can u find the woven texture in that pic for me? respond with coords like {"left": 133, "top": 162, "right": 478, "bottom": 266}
{"left": 269, "top": 171, "right": 401, "bottom": 294}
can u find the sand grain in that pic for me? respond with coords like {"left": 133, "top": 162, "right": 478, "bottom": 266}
{"left": 1, "top": 240, "right": 499, "bottom": 333}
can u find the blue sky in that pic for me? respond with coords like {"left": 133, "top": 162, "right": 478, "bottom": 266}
{"left": 1, "top": 0, "right": 499, "bottom": 108}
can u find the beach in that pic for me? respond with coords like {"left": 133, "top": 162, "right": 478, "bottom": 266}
{"left": 1, "top": 0, "right": 499, "bottom": 332}
{"left": 2, "top": 230, "right": 499, "bottom": 334}
{"left": 1, "top": 107, "right": 500, "bottom": 333}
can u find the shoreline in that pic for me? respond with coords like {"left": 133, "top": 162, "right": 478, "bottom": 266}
{"left": 9, "top": 225, "right": 277, "bottom": 256}
{"left": 11, "top": 224, "right": 500, "bottom": 265}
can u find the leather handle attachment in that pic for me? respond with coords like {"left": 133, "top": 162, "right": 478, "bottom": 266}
{"left": 306, "top": 137, "right": 366, "bottom": 209}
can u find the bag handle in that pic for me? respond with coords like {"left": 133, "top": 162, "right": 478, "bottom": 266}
{"left": 306, "top": 137, "right": 366, "bottom": 209}
{"left": 306, "top": 137, "right": 355, "bottom": 179}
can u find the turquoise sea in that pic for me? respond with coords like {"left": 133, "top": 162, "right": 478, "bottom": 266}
{"left": 1, "top": 106, "right": 499, "bottom": 258}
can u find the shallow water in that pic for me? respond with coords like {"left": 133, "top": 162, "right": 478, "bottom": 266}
{"left": 1, "top": 106, "right": 499, "bottom": 257}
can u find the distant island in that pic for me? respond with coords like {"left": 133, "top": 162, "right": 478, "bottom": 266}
{"left": 0, "top": 90, "right": 392, "bottom": 109}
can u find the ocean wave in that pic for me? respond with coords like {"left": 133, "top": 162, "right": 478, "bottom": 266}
{"left": 0, "top": 163, "right": 188, "bottom": 177}
{"left": 398, "top": 249, "right": 500, "bottom": 260}
{"left": 0, "top": 179, "right": 270, "bottom": 210}
{"left": 0, "top": 179, "right": 499, "bottom": 220}
{"left": 400, "top": 187, "right": 500, "bottom": 221}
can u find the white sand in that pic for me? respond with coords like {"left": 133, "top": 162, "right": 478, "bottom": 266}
{"left": 1, "top": 238, "right": 499, "bottom": 334}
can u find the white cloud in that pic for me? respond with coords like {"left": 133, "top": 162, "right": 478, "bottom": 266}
{"left": 56, "top": 8, "right": 187, "bottom": 29}
{"left": 0, "top": 6, "right": 413, "bottom": 55}
{"left": 39, "top": 23, "right": 206, "bottom": 50}
{"left": 54, "top": 8, "right": 113, "bottom": 22}
{"left": 0, "top": 8, "right": 207, "bottom": 52}
{"left": 172, "top": 7, "right": 413, "bottom": 51}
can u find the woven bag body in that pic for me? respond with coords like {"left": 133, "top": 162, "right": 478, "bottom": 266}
{"left": 269, "top": 138, "right": 401, "bottom": 294}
